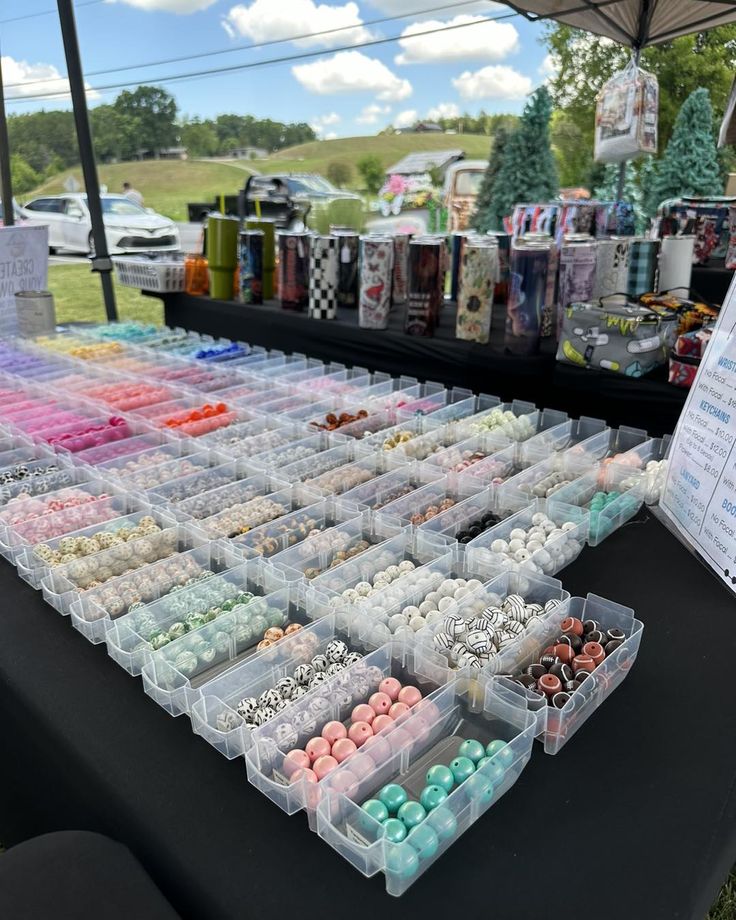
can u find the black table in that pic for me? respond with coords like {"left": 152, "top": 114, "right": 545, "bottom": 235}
{"left": 152, "top": 292, "right": 685, "bottom": 436}
{"left": 1, "top": 513, "right": 735, "bottom": 920}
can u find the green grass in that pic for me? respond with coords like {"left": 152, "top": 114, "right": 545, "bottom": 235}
{"left": 28, "top": 160, "right": 252, "bottom": 222}
{"left": 260, "top": 133, "right": 491, "bottom": 190}
{"left": 48, "top": 263, "right": 163, "bottom": 325}
{"left": 710, "top": 871, "right": 736, "bottom": 920}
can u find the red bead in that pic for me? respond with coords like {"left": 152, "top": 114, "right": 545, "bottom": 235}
{"left": 573, "top": 654, "right": 596, "bottom": 673}
{"left": 538, "top": 673, "right": 562, "bottom": 696}
{"left": 553, "top": 644, "right": 575, "bottom": 665}
{"left": 561, "top": 616, "right": 584, "bottom": 637}
{"left": 582, "top": 641, "right": 605, "bottom": 666}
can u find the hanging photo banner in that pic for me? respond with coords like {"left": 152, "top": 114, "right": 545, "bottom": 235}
{"left": 660, "top": 274, "right": 736, "bottom": 596}
{"left": 0, "top": 225, "right": 49, "bottom": 337}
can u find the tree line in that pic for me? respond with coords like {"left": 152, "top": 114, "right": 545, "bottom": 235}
{"left": 8, "top": 84, "right": 316, "bottom": 194}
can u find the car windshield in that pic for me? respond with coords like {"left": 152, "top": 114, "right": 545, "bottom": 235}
{"left": 454, "top": 171, "right": 485, "bottom": 196}
{"left": 84, "top": 197, "right": 147, "bottom": 216}
{"left": 287, "top": 176, "right": 336, "bottom": 195}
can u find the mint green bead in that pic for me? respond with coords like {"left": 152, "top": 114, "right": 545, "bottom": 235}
{"left": 478, "top": 758, "right": 506, "bottom": 785}
{"left": 379, "top": 783, "right": 408, "bottom": 815}
{"left": 426, "top": 764, "right": 454, "bottom": 792}
{"left": 485, "top": 739, "right": 507, "bottom": 758}
{"left": 361, "top": 799, "right": 389, "bottom": 823}
{"left": 458, "top": 738, "right": 485, "bottom": 763}
{"left": 450, "top": 756, "right": 475, "bottom": 784}
{"left": 397, "top": 800, "right": 426, "bottom": 829}
{"left": 419, "top": 784, "right": 448, "bottom": 812}
{"left": 385, "top": 842, "right": 419, "bottom": 879}
{"left": 382, "top": 818, "right": 407, "bottom": 843}
{"left": 408, "top": 823, "right": 439, "bottom": 861}
{"left": 427, "top": 805, "right": 457, "bottom": 841}
{"left": 465, "top": 773, "right": 494, "bottom": 804}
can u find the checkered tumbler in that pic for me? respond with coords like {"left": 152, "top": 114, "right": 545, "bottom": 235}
{"left": 309, "top": 235, "right": 339, "bottom": 320}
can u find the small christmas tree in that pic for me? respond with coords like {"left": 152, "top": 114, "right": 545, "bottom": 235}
{"left": 489, "top": 86, "right": 558, "bottom": 229}
{"left": 648, "top": 88, "right": 723, "bottom": 212}
{"left": 470, "top": 126, "right": 509, "bottom": 232}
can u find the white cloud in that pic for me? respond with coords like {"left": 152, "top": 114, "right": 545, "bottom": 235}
{"left": 393, "top": 109, "right": 418, "bottom": 129}
{"left": 324, "top": 131, "right": 338, "bottom": 140}
{"left": 426, "top": 102, "right": 460, "bottom": 121}
{"left": 111, "top": 0, "right": 217, "bottom": 11}
{"left": 368, "top": 0, "right": 502, "bottom": 17}
{"left": 310, "top": 112, "right": 342, "bottom": 134}
{"left": 355, "top": 103, "right": 391, "bottom": 124}
{"left": 318, "top": 111, "right": 341, "bottom": 125}
{"left": 2, "top": 56, "right": 98, "bottom": 101}
{"left": 538, "top": 53, "right": 559, "bottom": 85}
{"left": 453, "top": 65, "right": 532, "bottom": 100}
{"left": 395, "top": 15, "right": 519, "bottom": 65}
{"left": 293, "top": 51, "right": 412, "bottom": 101}
{"left": 222, "top": 0, "right": 371, "bottom": 47}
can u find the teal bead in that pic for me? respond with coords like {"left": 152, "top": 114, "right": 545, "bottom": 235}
{"left": 450, "top": 756, "right": 475, "bottom": 784}
{"left": 385, "top": 842, "right": 419, "bottom": 879}
{"left": 361, "top": 799, "right": 389, "bottom": 823}
{"left": 427, "top": 805, "right": 457, "bottom": 842}
{"left": 382, "top": 818, "right": 408, "bottom": 843}
{"left": 379, "top": 783, "right": 408, "bottom": 815}
{"left": 478, "top": 758, "right": 506, "bottom": 785}
{"left": 485, "top": 739, "right": 507, "bottom": 758}
{"left": 426, "top": 764, "right": 454, "bottom": 792}
{"left": 397, "top": 800, "right": 427, "bottom": 830}
{"left": 458, "top": 738, "right": 485, "bottom": 763}
{"left": 419, "top": 784, "right": 448, "bottom": 812}
{"left": 465, "top": 773, "right": 494, "bottom": 804}
{"left": 407, "top": 824, "right": 439, "bottom": 861}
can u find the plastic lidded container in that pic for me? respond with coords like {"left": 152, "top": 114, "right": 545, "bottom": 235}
{"left": 336, "top": 462, "right": 445, "bottom": 516}
{"left": 114, "top": 450, "right": 230, "bottom": 494}
{"left": 395, "top": 386, "right": 474, "bottom": 423}
{"left": 455, "top": 399, "right": 542, "bottom": 443}
{"left": 169, "top": 472, "right": 276, "bottom": 523}
{"left": 423, "top": 432, "right": 512, "bottom": 478}
{"left": 191, "top": 415, "right": 298, "bottom": 459}
{"left": 294, "top": 451, "right": 410, "bottom": 500}
{"left": 140, "top": 578, "right": 298, "bottom": 717}
{"left": 415, "top": 485, "right": 530, "bottom": 549}
{"left": 453, "top": 443, "right": 520, "bottom": 489}
{"left": 40, "top": 517, "right": 197, "bottom": 617}
{"left": 386, "top": 424, "right": 475, "bottom": 463}
{"left": 518, "top": 416, "right": 609, "bottom": 468}
{"left": 134, "top": 458, "right": 253, "bottom": 509}
{"left": 352, "top": 416, "right": 444, "bottom": 459}
{"left": 314, "top": 678, "right": 537, "bottom": 896}
{"left": 89, "top": 439, "right": 202, "bottom": 483}
{"left": 496, "top": 450, "right": 601, "bottom": 510}
{"left": 195, "top": 483, "right": 294, "bottom": 540}
{"left": 373, "top": 475, "right": 485, "bottom": 531}
{"left": 244, "top": 639, "right": 453, "bottom": 822}
{"left": 360, "top": 379, "right": 445, "bottom": 413}
{"left": 272, "top": 441, "right": 359, "bottom": 486}
{"left": 244, "top": 431, "right": 347, "bottom": 474}
{"left": 604, "top": 434, "right": 671, "bottom": 505}
{"left": 489, "top": 593, "right": 643, "bottom": 754}
{"left": 0, "top": 465, "right": 94, "bottom": 510}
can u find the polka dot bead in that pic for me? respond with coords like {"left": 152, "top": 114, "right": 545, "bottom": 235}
{"left": 479, "top": 512, "right": 582, "bottom": 576}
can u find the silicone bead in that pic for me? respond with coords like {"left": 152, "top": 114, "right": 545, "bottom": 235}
{"left": 382, "top": 818, "right": 408, "bottom": 843}
{"left": 407, "top": 823, "right": 440, "bottom": 861}
{"left": 419, "top": 784, "right": 448, "bottom": 812}
{"left": 426, "top": 764, "right": 454, "bottom": 793}
{"left": 379, "top": 783, "right": 408, "bottom": 815}
{"left": 457, "top": 738, "right": 486, "bottom": 763}
{"left": 397, "top": 800, "right": 426, "bottom": 830}
{"left": 449, "top": 756, "right": 475, "bottom": 784}
{"left": 361, "top": 799, "right": 389, "bottom": 823}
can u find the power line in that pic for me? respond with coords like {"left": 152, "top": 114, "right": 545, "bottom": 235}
{"left": 5, "top": 11, "right": 519, "bottom": 104}
{"left": 5, "top": 0, "right": 494, "bottom": 88}
{"left": 0, "top": 0, "right": 104, "bottom": 25}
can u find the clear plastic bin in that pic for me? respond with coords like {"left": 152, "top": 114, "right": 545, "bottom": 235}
{"left": 71, "top": 430, "right": 175, "bottom": 468}
{"left": 360, "top": 379, "right": 442, "bottom": 413}
{"left": 192, "top": 416, "right": 298, "bottom": 460}
{"left": 489, "top": 593, "right": 643, "bottom": 754}
{"left": 326, "top": 408, "right": 401, "bottom": 441}
{"left": 172, "top": 472, "right": 275, "bottom": 522}
{"left": 374, "top": 475, "right": 485, "bottom": 530}
{"left": 455, "top": 400, "right": 541, "bottom": 443}
{"left": 83, "top": 541, "right": 247, "bottom": 655}
{"left": 0, "top": 465, "right": 93, "bottom": 509}
{"left": 454, "top": 443, "right": 520, "bottom": 488}
{"left": 274, "top": 441, "right": 359, "bottom": 485}
{"left": 424, "top": 432, "right": 511, "bottom": 477}
{"left": 137, "top": 459, "right": 252, "bottom": 508}
{"left": 392, "top": 386, "right": 471, "bottom": 421}
{"left": 245, "top": 431, "right": 345, "bottom": 474}
{"left": 245, "top": 640, "right": 452, "bottom": 820}
{"left": 387, "top": 424, "right": 473, "bottom": 463}
{"left": 497, "top": 451, "right": 600, "bottom": 510}
{"left": 336, "top": 463, "right": 445, "bottom": 515}
{"left": 415, "top": 486, "right": 528, "bottom": 549}
{"left": 141, "top": 580, "right": 297, "bottom": 717}
{"left": 40, "top": 519, "right": 197, "bottom": 616}
{"left": 232, "top": 495, "right": 362, "bottom": 560}
{"left": 13, "top": 496, "right": 163, "bottom": 583}
{"left": 465, "top": 499, "right": 589, "bottom": 578}
{"left": 562, "top": 424, "right": 649, "bottom": 470}
{"left": 299, "top": 452, "right": 410, "bottom": 499}
{"left": 606, "top": 435, "right": 671, "bottom": 505}
{"left": 250, "top": 392, "right": 325, "bottom": 419}
{"left": 196, "top": 485, "right": 294, "bottom": 540}
{"left": 546, "top": 466, "right": 645, "bottom": 546}
{"left": 352, "top": 417, "right": 437, "bottom": 458}
{"left": 314, "top": 679, "right": 537, "bottom": 895}
{"left": 518, "top": 416, "right": 609, "bottom": 468}
{"left": 90, "top": 439, "right": 199, "bottom": 483}
{"left": 212, "top": 380, "right": 291, "bottom": 406}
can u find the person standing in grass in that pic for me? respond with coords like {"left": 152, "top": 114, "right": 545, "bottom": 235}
{"left": 122, "top": 182, "right": 144, "bottom": 207}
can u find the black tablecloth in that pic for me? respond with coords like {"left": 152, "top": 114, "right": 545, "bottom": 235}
{"left": 153, "top": 293, "right": 685, "bottom": 436}
{"left": 1, "top": 514, "right": 735, "bottom": 920}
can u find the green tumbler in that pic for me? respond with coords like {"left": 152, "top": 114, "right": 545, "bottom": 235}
{"left": 206, "top": 214, "right": 239, "bottom": 300}
{"left": 245, "top": 217, "right": 276, "bottom": 300}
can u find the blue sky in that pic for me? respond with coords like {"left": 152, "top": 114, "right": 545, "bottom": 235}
{"left": 1, "top": 0, "right": 552, "bottom": 135}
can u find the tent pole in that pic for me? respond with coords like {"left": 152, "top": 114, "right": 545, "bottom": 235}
{"left": 615, "top": 45, "right": 643, "bottom": 202}
{"left": 0, "top": 51, "right": 15, "bottom": 227}
{"left": 57, "top": 0, "right": 117, "bottom": 321}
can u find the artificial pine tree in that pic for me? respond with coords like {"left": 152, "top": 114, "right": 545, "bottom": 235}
{"left": 488, "top": 86, "right": 558, "bottom": 229}
{"left": 648, "top": 88, "right": 723, "bottom": 212}
{"left": 470, "top": 126, "right": 509, "bottom": 232}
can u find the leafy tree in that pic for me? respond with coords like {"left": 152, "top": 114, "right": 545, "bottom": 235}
{"left": 470, "top": 126, "right": 506, "bottom": 232}
{"left": 326, "top": 160, "right": 352, "bottom": 187}
{"left": 91, "top": 105, "right": 139, "bottom": 162}
{"left": 114, "top": 85, "right": 178, "bottom": 154}
{"left": 180, "top": 118, "right": 219, "bottom": 157}
{"left": 551, "top": 110, "right": 594, "bottom": 189}
{"left": 647, "top": 88, "right": 723, "bottom": 212}
{"left": 357, "top": 154, "right": 384, "bottom": 194}
{"left": 489, "top": 87, "right": 558, "bottom": 228}
{"left": 9, "top": 154, "right": 40, "bottom": 195}
{"left": 7, "top": 109, "right": 77, "bottom": 172}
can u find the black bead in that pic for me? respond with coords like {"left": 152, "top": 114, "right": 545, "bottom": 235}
{"left": 607, "top": 627, "right": 626, "bottom": 641}
{"left": 605, "top": 639, "right": 623, "bottom": 654}
{"left": 551, "top": 692, "right": 571, "bottom": 709}
{"left": 586, "top": 629, "right": 606, "bottom": 645}
{"left": 539, "top": 654, "right": 556, "bottom": 668}
{"left": 526, "top": 663, "right": 547, "bottom": 680}
{"left": 582, "top": 619, "right": 599, "bottom": 634}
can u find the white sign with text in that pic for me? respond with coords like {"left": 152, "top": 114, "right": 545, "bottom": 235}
{"left": 0, "top": 225, "right": 49, "bottom": 336}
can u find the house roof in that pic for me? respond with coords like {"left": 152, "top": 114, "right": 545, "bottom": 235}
{"left": 386, "top": 149, "right": 465, "bottom": 176}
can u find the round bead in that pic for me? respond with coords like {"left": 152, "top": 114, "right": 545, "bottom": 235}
{"left": 369, "top": 691, "right": 393, "bottom": 715}
{"left": 397, "top": 685, "right": 422, "bottom": 707}
{"left": 305, "top": 736, "right": 331, "bottom": 763}
{"left": 427, "top": 805, "right": 457, "bottom": 841}
{"left": 465, "top": 773, "right": 494, "bottom": 804}
{"left": 282, "top": 749, "right": 310, "bottom": 776}
{"left": 407, "top": 823, "right": 439, "bottom": 861}
{"left": 449, "top": 756, "right": 475, "bottom": 784}
{"left": 361, "top": 799, "right": 389, "bottom": 822}
{"left": 458, "top": 738, "right": 486, "bottom": 763}
{"left": 389, "top": 701, "right": 411, "bottom": 720}
{"left": 397, "top": 800, "right": 427, "bottom": 830}
{"left": 426, "top": 764, "right": 454, "bottom": 792}
{"left": 289, "top": 767, "right": 317, "bottom": 785}
{"left": 419, "top": 784, "right": 448, "bottom": 812}
{"left": 312, "top": 755, "right": 339, "bottom": 780}
{"left": 321, "top": 720, "right": 348, "bottom": 745}
{"left": 381, "top": 817, "right": 407, "bottom": 843}
{"left": 351, "top": 703, "right": 376, "bottom": 724}
{"left": 385, "top": 843, "right": 419, "bottom": 880}
{"left": 379, "top": 783, "right": 408, "bottom": 815}
{"left": 372, "top": 713, "right": 394, "bottom": 733}
{"left": 348, "top": 721, "right": 374, "bottom": 747}
{"left": 331, "top": 737, "right": 358, "bottom": 763}
{"left": 378, "top": 677, "right": 402, "bottom": 701}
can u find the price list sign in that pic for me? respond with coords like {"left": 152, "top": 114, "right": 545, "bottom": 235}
{"left": 661, "top": 276, "right": 736, "bottom": 594}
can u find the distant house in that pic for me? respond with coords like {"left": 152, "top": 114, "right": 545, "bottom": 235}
{"left": 412, "top": 121, "right": 442, "bottom": 133}
{"left": 134, "top": 147, "right": 188, "bottom": 161}
{"left": 232, "top": 146, "right": 268, "bottom": 160}
{"left": 386, "top": 149, "right": 465, "bottom": 181}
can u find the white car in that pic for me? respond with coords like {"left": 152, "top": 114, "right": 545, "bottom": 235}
{"left": 20, "top": 193, "right": 180, "bottom": 255}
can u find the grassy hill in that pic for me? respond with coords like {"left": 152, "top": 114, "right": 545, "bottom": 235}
{"left": 259, "top": 133, "right": 491, "bottom": 186}
{"left": 27, "top": 159, "right": 253, "bottom": 222}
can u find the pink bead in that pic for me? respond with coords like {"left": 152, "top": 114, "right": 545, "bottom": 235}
{"left": 305, "top": 736, "right": 331, "bottom": 763}
{"left": 389, "top": 701, "right": 411, "bottom": 720}
{"left": 282, "top": 749, "right": 310, "bottom": 777}
{"left": 369, "top": 691, "right": 392, "bottom": 715}
{"left": 351, "top": 703, "right": 375, "bottom": 725}
{"left": 348, "top": 751, "right": 375, "bottom": 781}
{"left": 329, "top": 769, "right": 359, "bottom": 799}
{"left": 331, "top": 737, "right": 358, "bottom": 763}
{"left": 388, "top": 726, "right": 412, "bottom": 752}
{"left": 397, "top": 685, "right": 422, "bottom": 707}
{"left": 321, "top": 720, "right": 348, "bottom": 745}
{"left": 372, "top": 714, "right": 394, "bottom": 734}
{"left": 289, "top": 767, "right": 318, "bottom": 785}
{"left": 378, "top": 677, "right": 402, "bottom": 701}
{"left": 347, "top": 721, "right": 374, "bottom": 748}
{"left": 312, "top": 755, "right": 339, "bottom": 780}
{"left": 362, "top": 733, "right": 391, "bottom": 763}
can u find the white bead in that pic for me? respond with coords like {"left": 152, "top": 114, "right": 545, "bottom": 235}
{"left": 509, "top": 528, "right": 527, "bottom": 541}
{"left": 389, "top": 613, "right": 408, "bottom": 631}
{"left": 438, "top": 596, "right": 455, "bottom": 613}
{"left": 385, "top": 565, "right": 401, "bottom": 580}
{"left": 453, "top": 586, "right": 470, "bottom": 601}
{"left": 526, "top": 540, "right": 543, "bottom": 553}
{"left": 465, "top": 579, "right": 483, "bottom": 592}
{"left": 418, "top": 599, "right": 437, "bottom": 616}
{"left": 438, "top": 579, "right": 457, "bottom": 597}
{"left": 398, "top": 560, "right": 415, "bottom": 573}
{"left": 561, "top": 521, "right": 577, "bottom": 532}
{"left": 490, "top": 539, "right": 508, "bottom": 553}
{"left": 409, "top": 615, "right": 426, "bottom": 631}
{"left": 425, "top": 591, "right": 441, "bottom": 607}
{"left": 508, "top": 539, "right": 525, "bottom": 553}
{"left": 531, "top": 512, "right": 546, "bottom": 525}
{"left": 355, "top": 581, "right": 372, "bottom": 596}
{"left": 402, "top": 605, "right": 421, "bottom": 620}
